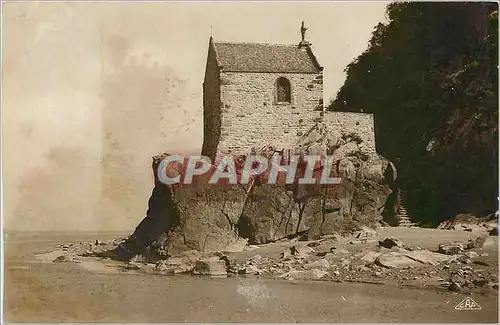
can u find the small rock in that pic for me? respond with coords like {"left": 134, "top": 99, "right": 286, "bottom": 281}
{"left": 453, "top": 255, "right": 472, "bottom": 264}
{"left": 244, "top": 245, "right": 260, "bottom": 252}
{"left": 125, "top": 262, "right": 141, "bottom": 270}
{"left": 308, "top": 268, "right": 328, "bottom": 279}
{"left": 279, "top": 269, "right": 294, "bottom": 278}
{"left": 218, "top": 255, "right": 235, "bottom": 270}
{"left": 154, "top": 260, "right": 174, "bottom": 273}
{"left": 304, "top": 259, "right": 330, "bottom": 270}
{"left": 361, "top": 251, "right": 382, "bottom": 264}
{"left": 53, "top": 255, "right": 67, "bottom": 262}
{"left": 404, "top": 250, "right": 453, "bottom": 266}
{"left": 319, "top": 234, "right": 338, "bottom": 241}
{"left": 193, "top": 259, "right": 227, "bottom": 276}
{"left": 291, "top": 244, "right": 315, "bottom": 256}
{"left": 129, "top": 254, "right": 146, "bottom": 263}
{"left": 281, "top": 251, "right": 292, "bottom": 260}
{"left": 281, "top": 268, "right": 327, "bottom": 279}
{"left": 379, "top": 237, "right": 403, "bottom": 249}
{"left": 438, "top": 242, "right": 464, "bottom": 255}
{"left": 480, "top": 253, "right": 489, "bottom": 257}
{"left": 341, "top": 258, "right": 351, "bottom": 266}
{"left": 323, "top": 253, "right": 336, "bottom": 260}
{"left": 473, "top": 279, "right": 488, "bottom": 287}
{"left": 294, "top": 254, "right": 307, "bottom": 260}
{"left": 223, "top": 238, "right": 248, "bottom": 253}
{"left": 249, "top": 254, "right": 262, "bottom": 264}
{"left": 375, "top": 252, "right": 420, "bottom": 269}
{"left": 482, "top": 236, "right": 496, "bottom": 247}
{"left": 307, "top": 242, "right": 321, "bottom": 248}
{"left": 95, "top": 240, "right": 103, "bottom": 246}
{"left": 332, "top": 270, "right": 340, "bottom": 276}
{"left": 156, "top": 257, "right": 195, "bottom": 274}
{"left": 462, "top": 251, "right": 479, "bottom": 259}
{"left": 391, "top": 246, "right": 408, "bottom": 253}
{"left": 355, "top": 226, "right": 378, "bottom": 239}
{"left": 464, "top": 279, "right": 475, "bottom": 287}
{"left": 244, "top": 264, "right": 263, "bottom": 275}
{"left": 448, "top": 281, "right": 461, "bottom": 292}
{"left": 466, "top": 236, "right": 486, "bottom": 249}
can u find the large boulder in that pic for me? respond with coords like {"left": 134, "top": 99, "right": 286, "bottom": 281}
{"left": 164, "top": 184, "right": 246, "bottom": 254}
{"left": 113, "top": 122, "right": 393, "bottom": 258}
{"left": 113, "top": 154, "right": 245, "bottom": 259}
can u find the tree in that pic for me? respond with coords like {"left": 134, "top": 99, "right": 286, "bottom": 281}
{"left": 329, "top": 2, "right": 498, "bottom": 224}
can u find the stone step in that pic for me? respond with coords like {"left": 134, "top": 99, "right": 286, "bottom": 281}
{"left": 396, "top": 201, "right": 413, "bottom": 227}
{"left": 398, "top": 214, "right": 413, "bottom": 227}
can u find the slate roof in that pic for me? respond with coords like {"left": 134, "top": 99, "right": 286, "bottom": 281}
{"left": 212, "top": 41, "right": 322, "bottom": 74}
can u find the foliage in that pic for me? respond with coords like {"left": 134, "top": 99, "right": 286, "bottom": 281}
{"left": 328, "top": 2, "right": 498, "bottom": 223}
{"left": 341, "top": 131, "right": 364, "bottom": 145}
{"left": 348, "top": 150, "right": 370, "bottom": 162}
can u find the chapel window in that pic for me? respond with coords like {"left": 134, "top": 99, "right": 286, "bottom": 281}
{"left": 276, "top": 77, "right": 291, "bottom": 103}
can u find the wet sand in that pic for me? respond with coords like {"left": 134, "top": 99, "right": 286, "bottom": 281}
{"left": 3, "top": 231, "right": 499, "bottom": 323}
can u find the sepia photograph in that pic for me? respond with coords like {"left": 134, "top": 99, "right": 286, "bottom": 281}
{"left": 2, "top": 1, "right": 499, "bottom": 322}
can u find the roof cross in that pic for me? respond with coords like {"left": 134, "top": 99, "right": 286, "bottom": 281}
{"left": 301, "top": 21, "right": 308, "bottom": 42}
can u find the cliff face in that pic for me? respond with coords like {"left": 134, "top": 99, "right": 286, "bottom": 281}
{"left": 114, "top": 122, "right": 393, "bottom": 260}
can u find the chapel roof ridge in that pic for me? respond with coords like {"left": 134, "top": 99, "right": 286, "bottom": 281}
{"left": 213, "top": 40, "right": 306, "bottom": 47}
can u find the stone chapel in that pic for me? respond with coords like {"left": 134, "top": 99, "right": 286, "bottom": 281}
{"left": 201, "top": 22, "right": 377, "bottom": 159}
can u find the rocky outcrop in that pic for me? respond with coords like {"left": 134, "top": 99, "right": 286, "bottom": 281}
{"left": 113, "top": 122, "right": 393, "bottom": 259}
{"left": 437, "top": 213, "right": 498, "bottom": 233}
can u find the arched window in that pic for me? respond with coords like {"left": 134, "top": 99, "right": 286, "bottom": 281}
{"left": 276, "top": 77, "right": 291, "bottom": 103}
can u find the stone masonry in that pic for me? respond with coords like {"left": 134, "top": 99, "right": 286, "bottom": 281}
{"left": 201, "top": 23, "right": 377, "bottom": 158}
{"left": 323, "top": 112, "right": 377, "bottom": 153}
{"left": 218, "top": 72, "right": 323, "bottom": 154}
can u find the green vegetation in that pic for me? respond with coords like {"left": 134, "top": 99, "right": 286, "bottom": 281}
{"left": 329, "top": 2, "right": 498, "bottom": 224}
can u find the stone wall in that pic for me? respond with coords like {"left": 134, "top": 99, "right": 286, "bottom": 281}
{"left": 201, "top": 66, "right": 377, "bottom": 157}
{"left": 323, "top": 112, "right": 376, "bottom": 153}
{"left": 217, "top": 72, "right": 323, "bottom": 154}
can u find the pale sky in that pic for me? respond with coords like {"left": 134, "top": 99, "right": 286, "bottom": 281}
{"left": 2, "top": 2, "right": 389, "bottom": 231}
